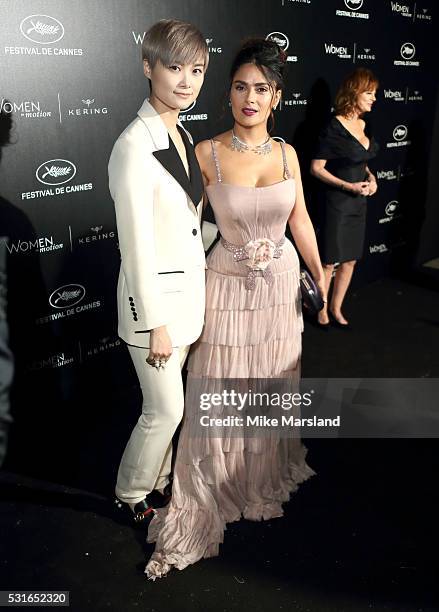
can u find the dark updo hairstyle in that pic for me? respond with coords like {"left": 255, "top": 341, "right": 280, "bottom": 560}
{"left": 229, "top": 38, "right": 288, "bottom": 130}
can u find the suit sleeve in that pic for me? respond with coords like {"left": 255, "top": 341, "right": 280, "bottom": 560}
{"left": 108, "top": 135, "right": 169, "bottom": 331}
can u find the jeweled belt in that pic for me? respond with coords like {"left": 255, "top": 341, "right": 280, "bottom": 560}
{"left": 220, "top": 235, "right": 285, "bottom": 290}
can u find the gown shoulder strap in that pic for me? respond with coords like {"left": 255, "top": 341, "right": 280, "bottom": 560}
{"left": 210, "top": 139, "right": 222, "bottom": 183}
{"left": 279, "top": 141, "right": 292, "bottom": 180}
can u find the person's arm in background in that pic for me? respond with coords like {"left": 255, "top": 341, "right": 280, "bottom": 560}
{"left": 310, "top": 158, "right": 370, "bottom": 196}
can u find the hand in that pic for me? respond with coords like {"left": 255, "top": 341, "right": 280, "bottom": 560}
{"left": 366, "top": 177, "right": 378, "bottom": 196}
{"left": 348, "top": 181, "right": 370, "bottom": 196}
{"left": 148, "top": 326, "right": 172, "bottom": 365}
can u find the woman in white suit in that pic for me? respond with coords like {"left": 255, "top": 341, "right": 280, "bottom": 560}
{"left": 108, "top": 20, "right": 208, "bottom": 523}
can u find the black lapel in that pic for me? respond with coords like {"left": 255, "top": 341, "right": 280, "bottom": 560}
{"left": 152, "top": 129, "right": 203, "bottom": 208}
{"left": 178, "top": 126, "right": 203, "bottom": 207}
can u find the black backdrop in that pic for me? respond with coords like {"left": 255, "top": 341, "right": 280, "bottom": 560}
{"left": 0, "top": 0, "right": 437, "bottom": 489}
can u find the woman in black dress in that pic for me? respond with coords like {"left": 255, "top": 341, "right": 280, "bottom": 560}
{"left": 311, "top": 68, "right": 379, "bottom": 327}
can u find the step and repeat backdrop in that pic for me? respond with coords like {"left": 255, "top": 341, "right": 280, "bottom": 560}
{"left": 0, "top": 0, "right": 436, "bottom": 485}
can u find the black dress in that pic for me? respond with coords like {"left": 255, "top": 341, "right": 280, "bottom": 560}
{"left": 314, "top": 116, "right": 379, "bottom": 264}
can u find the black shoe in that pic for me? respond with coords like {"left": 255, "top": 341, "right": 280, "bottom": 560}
{"left": 316, "top": 320, "right": 330, "bottom": 331}
{"left": 329, "top": 314, "right": 351, "bottom": 330}
{"left": 113, "top": 496, "right": 156, "bottom": 527}
{"left": 145, "top": 487, "right": 171, "bottom": 509}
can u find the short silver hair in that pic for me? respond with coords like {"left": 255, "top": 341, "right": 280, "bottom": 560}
{"left": 142, "top": 19, "right": 209, "bottom": 70}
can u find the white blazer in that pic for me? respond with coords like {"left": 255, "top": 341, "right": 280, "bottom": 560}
{"left": 108, "top": 99, "right": 205, "bottom": 348}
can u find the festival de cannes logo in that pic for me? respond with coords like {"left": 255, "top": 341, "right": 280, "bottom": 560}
{"left": 393, "top": 125, "right": 408, "bottom": 141}
{"left": 379, "top": 200, "right": 400, "bottom": 224}
{"left": 36, "top": 159, "right": 77, "bottom": 186}
{"left": 400, "top": 43, "right": 415, "bottom": 60}
{"left": 385, "top": 201, "right": 398, "bottom": 216}
{"left": 49, "top": 284, "right": 86, "bottom": 309}
{"left": 266, "top": 32, "right": 290, "bottom": 51}
{"left": 20, "top": 15, "right": 65, "bottom": 44}
{"left": 178, "top": 99, "right": 208, "bottom": 122}
{"left": 345, "top": 0, "right": 363, "bottom": 9}
{"left": 180, "top": 100, "right": 196, "bottom": 113}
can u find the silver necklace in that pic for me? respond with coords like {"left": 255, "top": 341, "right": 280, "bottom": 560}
{"left": 231, "top": 129, "right": 272, "bottom": 155}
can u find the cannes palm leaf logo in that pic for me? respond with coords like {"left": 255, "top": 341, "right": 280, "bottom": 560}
{"left": 26, "top": 20, "right": 59, "bottom": 36}
{"left": 36, "top": 159, "right": 77, "bottom": 185}
{"left": 41, "top": 165, "right": 71, "bottom": 179}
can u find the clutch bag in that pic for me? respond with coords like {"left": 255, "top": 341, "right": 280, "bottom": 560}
{"left": 300, "top": 269, "right": 324, "bottom": 314}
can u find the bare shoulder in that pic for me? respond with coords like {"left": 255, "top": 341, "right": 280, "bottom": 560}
{"left": 195, "top": 139, "right": 212, "bottom": 159}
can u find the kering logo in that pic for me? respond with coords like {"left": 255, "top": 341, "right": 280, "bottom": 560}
{"left": 36, "top": 159, "right": 77, "bottom": 185}
{"left": 408, "top": 89, "right": 423, "bottom": 102}
{"left": 283, "top": 93, "right": 308, "bottom": 107}
{"left": 77, "top": 225, "right": 116, "bottom": 245}
{"left": 345, "top": 0, "right": 363, "bottom": 9}
{"left": 0, "top": 98, "right": 52, "bottom": 119}
{"left": 384, "top": 89, "right": 404, "bottom": 102}
{"left": 49, "top": 284, "right": 86, "bottom": 309}
{"left": 393, "top": 124, "right": 408, "bottom": 141}
{"left": 357, "top": 47, "right": 375, "bottom": 61}
{"left": 266, "top": 32, "right": 290, "bottom": 51}
{"left": 20, "top": 15, "right": 65, "bottom": 44}
{"left": 400, "top": 42, "right": 415, "bottom": 60}
{"left": 66, "top": 97, "right": 109, "bottom": 117}
{"left": 205, "top": 38, "right": 222, "bottom": 54}
{"left": 417, "top": 7, "right": 432, "bottom": 21}
{"left": 84, "top": 336, "right": 122, "bottom": 359}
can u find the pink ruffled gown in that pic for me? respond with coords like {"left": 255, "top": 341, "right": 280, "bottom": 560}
{"left": 145, "top": 141, "right": 315, "bottom": 579}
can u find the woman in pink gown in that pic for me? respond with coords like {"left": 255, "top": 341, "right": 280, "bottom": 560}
{"left": 146, "top": 38, "right": 326, "bottom": 579}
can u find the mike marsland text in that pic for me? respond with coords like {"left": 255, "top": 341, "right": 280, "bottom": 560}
{"left": 200, "top": 415, "right": 341, "bottom": 428}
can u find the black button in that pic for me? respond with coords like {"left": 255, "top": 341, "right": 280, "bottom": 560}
{"left": 133, "top": 315, "right": 138, "bottom": 321}
{"left": 129, "top": 297, "right": 134, "bottom": 302}
{"left": 192, "top": 228, "right": 198, "bottom": 236}
{"left": 130, "top": 306, "right": 136, "bottom": 312}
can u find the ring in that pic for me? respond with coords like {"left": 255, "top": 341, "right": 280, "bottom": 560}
{"left": 160, "top": 359, "right": 166, "bottom": 368}
{"left": 154, "top": 360, "right": 161, "bottom": 369}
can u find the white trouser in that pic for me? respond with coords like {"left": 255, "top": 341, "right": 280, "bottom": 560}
{"left": 115, "top": 344, "right": 190, "bottom": 505}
